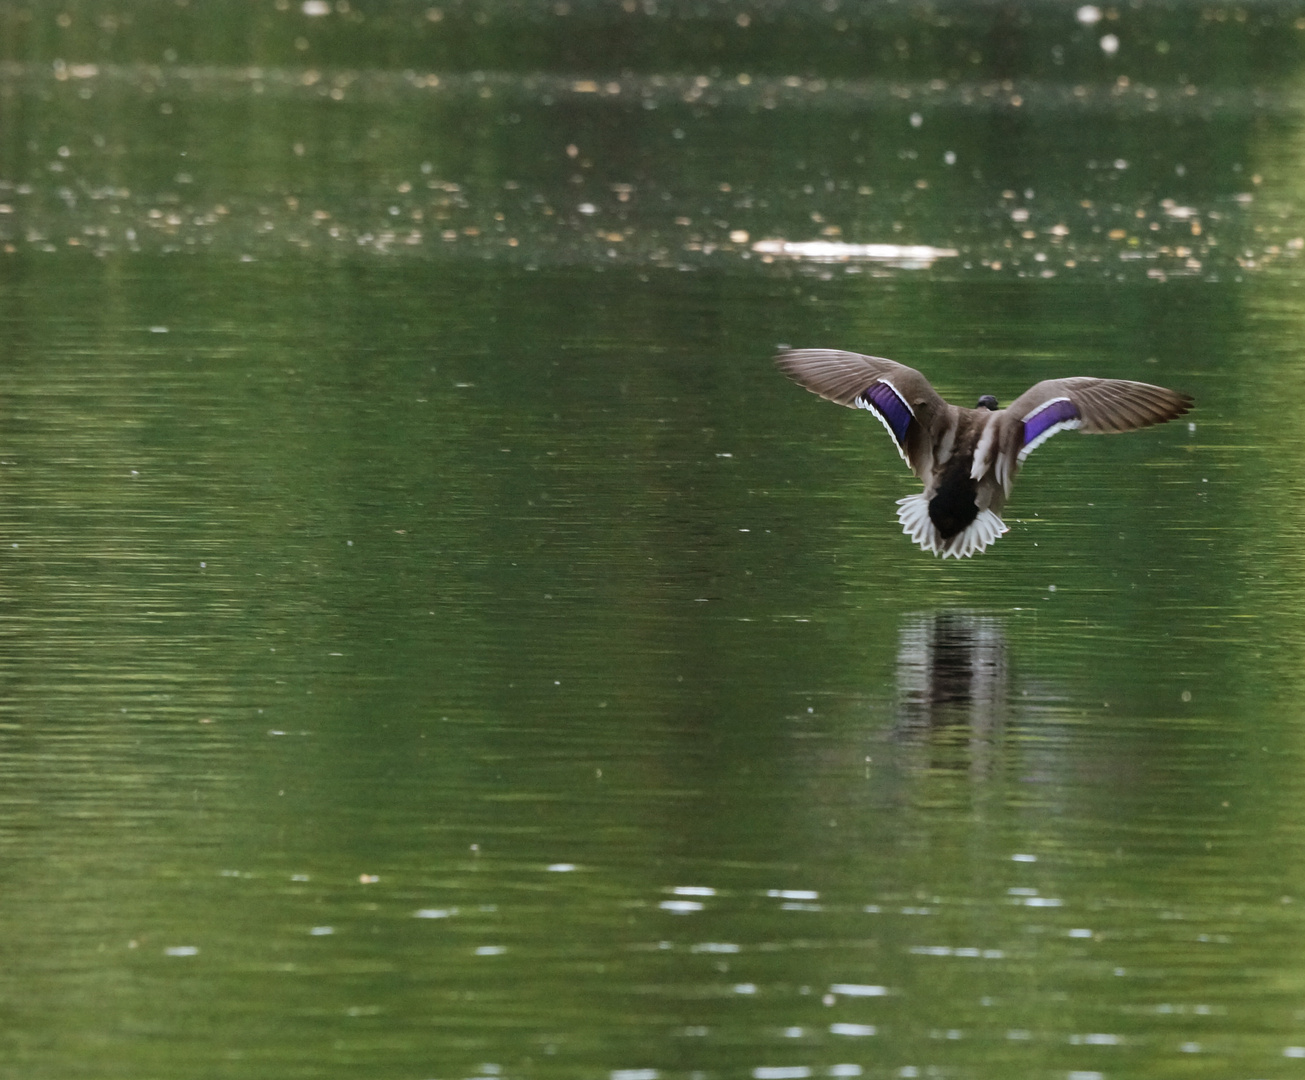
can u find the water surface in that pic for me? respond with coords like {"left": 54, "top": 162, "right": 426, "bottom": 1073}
{"left": 1, "top": 5, "right": 1304, "bottom": 1080}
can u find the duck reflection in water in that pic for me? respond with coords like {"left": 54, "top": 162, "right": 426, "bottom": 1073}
{"left": 894, "top": 612, "right": 1008, "bottom": 777}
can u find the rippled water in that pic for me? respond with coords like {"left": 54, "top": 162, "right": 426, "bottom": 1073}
{"left": 2, "top": 4, "right": 1305, "bottom": 1079}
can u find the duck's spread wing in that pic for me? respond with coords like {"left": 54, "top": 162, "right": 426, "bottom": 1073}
{"left": 1006, "top": 377, "right": 1193, "bottom": 461}
{"left": 775, "top": 349, "right": 947, "bottom": 475}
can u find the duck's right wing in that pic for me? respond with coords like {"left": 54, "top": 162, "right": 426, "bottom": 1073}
{"left": 775, "top": 348, "right": 948, "bottom": 478}
{"left": 1006, "top": 377, "right": 1193, "bottom": 462}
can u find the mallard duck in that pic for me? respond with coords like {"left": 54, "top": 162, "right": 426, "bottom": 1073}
{"left": 776, "top": 348, "right": 1193, "bottom": 558}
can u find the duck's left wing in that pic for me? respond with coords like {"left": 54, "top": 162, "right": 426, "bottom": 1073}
{"left": 775, "top": 348, "right": 948, "bottom": 477}
{"left": 1006, "top": 377, "right": 1193, "bottom": 462}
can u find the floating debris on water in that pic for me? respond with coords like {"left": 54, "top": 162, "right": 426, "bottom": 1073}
{"left": 752, "top": 240, "right": 958, "bottom": 267}
{"left": 0, "top": 63, "right": 1297, "bottom": 280}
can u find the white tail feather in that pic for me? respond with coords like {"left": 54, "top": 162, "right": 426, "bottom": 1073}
{"left": 895, "top": 494, "right": 1008, "bottom": 558}
{"left": 896, "top": 493, "right": 942, "bottom": 555}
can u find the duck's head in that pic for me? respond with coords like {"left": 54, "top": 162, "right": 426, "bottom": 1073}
{"left": 976, "top": 394, "right": 999, "bottom": 411}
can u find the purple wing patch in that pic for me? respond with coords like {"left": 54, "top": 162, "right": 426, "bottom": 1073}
{"left": 1022, "top": 396, "right": 1080, "bottom": 445}
{"left": 1019, "top": 396, "right": 1082, "bottom": 459}
{"left": 860, "top": 380, "right": 913, "bottom": 447}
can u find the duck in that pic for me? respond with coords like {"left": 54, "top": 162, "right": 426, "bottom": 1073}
{"left": 776, "top": 348, "right": 1193, "bottom": 558}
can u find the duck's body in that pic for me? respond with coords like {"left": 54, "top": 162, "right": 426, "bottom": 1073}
{"left": 776, "top": 348, "right": 1193, "bottom": 558}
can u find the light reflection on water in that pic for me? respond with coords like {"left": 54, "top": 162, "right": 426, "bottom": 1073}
{"left": 894, "top": 611, "right": 1008, "bottom": 738}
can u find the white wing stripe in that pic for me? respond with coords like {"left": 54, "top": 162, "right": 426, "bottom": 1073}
{"left": 855, "top": 378, "right": 913, "bottom": 466}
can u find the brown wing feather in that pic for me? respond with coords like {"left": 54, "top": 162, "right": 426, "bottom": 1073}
{"left": 1007, "top": 377, "right": 1193, "bottom": 434}
{"left": 775, "top": 348, "right": 946, "bottom": 411}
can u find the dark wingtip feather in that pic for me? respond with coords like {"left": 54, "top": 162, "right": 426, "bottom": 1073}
{"left": 1149, "top": 388, "right": 1194, "bottom": 426}
{"left": 1079, "top": 380, "right": 1194, "bottom": 433}
{"left": 774, "top": 348, "right": 815, "bottom": 391}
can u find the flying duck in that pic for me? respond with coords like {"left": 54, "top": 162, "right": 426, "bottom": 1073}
{"left": 776, "top": 348, "right": 1193, "bottom": 558}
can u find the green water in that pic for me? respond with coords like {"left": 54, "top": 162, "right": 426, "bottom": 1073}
{"left": 1, "top": 4, "right": 1305, "bottom": 1079}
